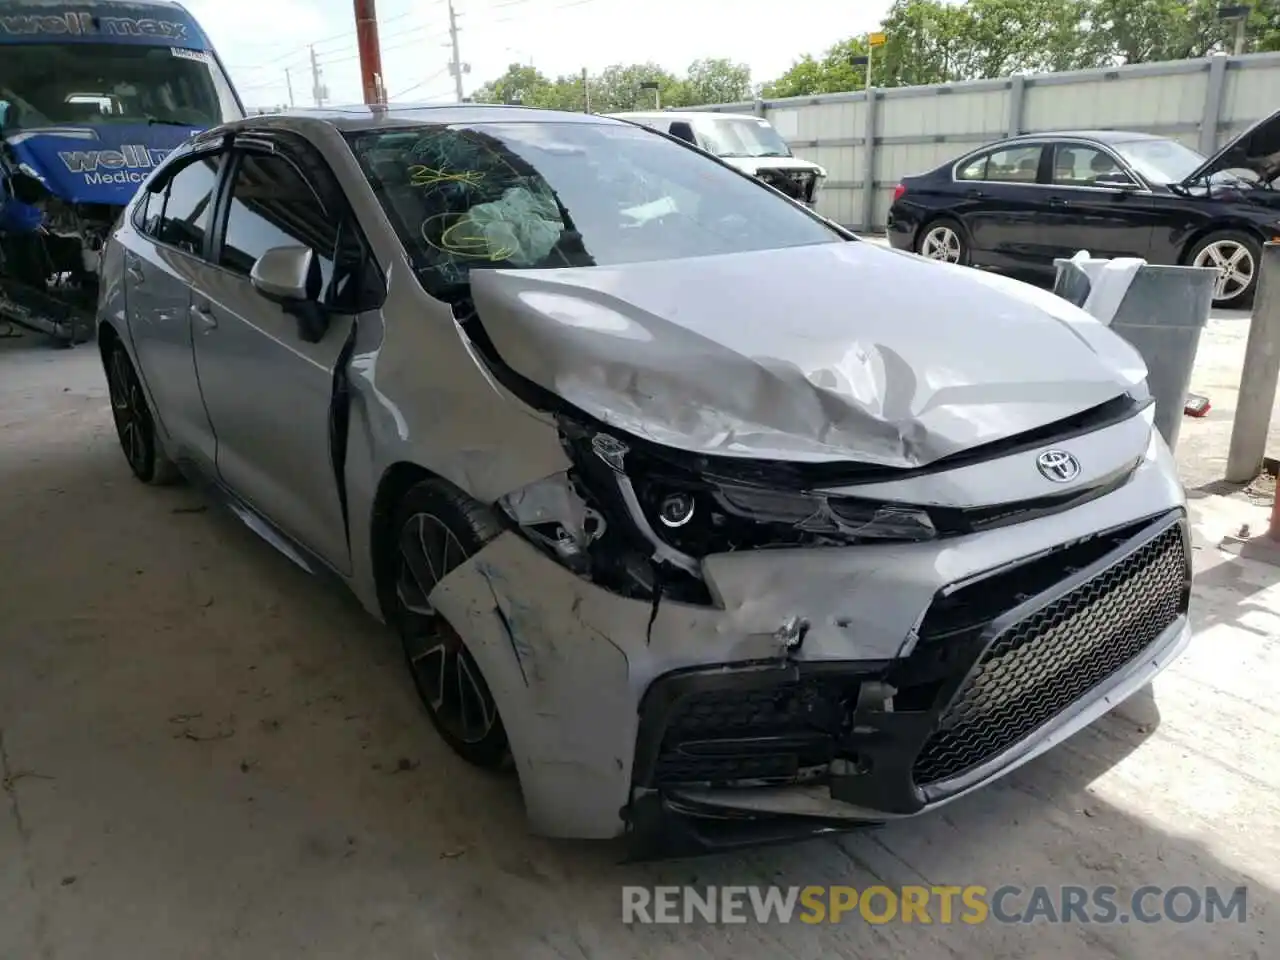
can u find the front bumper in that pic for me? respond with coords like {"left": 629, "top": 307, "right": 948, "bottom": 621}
{"left": 429, "top": 434, "right": 1190, "bottom": 855}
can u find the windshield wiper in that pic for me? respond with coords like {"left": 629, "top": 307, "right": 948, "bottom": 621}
{"left": 147, "top": 117, "right": 193, "bottom": 127}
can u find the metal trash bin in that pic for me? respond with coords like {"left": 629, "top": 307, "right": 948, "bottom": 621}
{"left": 1054, "top": 256, "right": 1216, "bottom": 452}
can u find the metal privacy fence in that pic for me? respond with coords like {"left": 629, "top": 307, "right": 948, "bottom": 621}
{"left": 693, "top": 51, "right": 1280, "bottom": 231}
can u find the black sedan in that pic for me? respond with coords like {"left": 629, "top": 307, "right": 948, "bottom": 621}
{"left": 887, "top": 110, "right": 1280, "bottom": 308}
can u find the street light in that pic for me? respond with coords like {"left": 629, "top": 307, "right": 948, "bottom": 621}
{"left": 1217, "top": 4, "right": 1251, "bottom": 56}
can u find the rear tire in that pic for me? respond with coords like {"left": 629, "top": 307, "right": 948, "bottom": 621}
{"left": 916, "top": 218, "right": 970, "bottom": 266}
{"left": 389, "top": 479, "right": 510, "bottom": 769}
{"left": 105, "top": 342, "right": 180, "bottom": 485}
{"left": 1189, "top": 230, "right": 1260, "bottom": 309}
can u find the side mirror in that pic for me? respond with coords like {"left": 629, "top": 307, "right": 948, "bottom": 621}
{"left": 251, "top": 245, "right": 317, "bottom": 302}
{"left": 250, "top": 245, "right": 329, "bottom": 342}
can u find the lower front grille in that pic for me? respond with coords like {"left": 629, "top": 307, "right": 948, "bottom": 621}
{"left": 912, "top": 521, "right": 1188, "bottom": 786}
{"left": 755, "top": 168, "right": 818, "bottom": 203}
{"left": 645, "top": 673, "right": 865, "bottom": 788}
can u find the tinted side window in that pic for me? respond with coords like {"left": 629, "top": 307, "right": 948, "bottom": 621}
{"left": 984, "top": 145, "right": 1042, "bottom": 183}
{"left": 157, "top": 155, "right": 220, "bottom": 252}
{"left": 1051, "top": 144, "right": 1132, "bottom": 186}
{"left": 668, "top": 121, "right": 696, "bottom": 144}
{"left": 956, "top": 154, "right": 988, "bottom": 180}
{"left": 219, "top": 149, "right": 377, "bottom": 310}
{"left": 220, "top": 152, "right": 335, "bottom": 283}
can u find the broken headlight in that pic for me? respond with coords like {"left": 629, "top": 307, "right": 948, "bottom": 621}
{"left": 497, "top": 418, "right": 937, "bottom": 606}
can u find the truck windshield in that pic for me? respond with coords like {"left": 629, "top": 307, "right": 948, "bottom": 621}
{"left": 0, "top": 42, "right": 240, "bottom": 131}
{"left": 698, "top": 117, "right": 793, "bottom": 159}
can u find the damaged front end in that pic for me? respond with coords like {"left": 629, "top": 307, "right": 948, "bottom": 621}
{"left": 482, "top": 406, "right": 1190, "bottom": 858}
{"left": 0, "top": 146, "right": 109, "bottom": 342}
{"left": 352, "top": 119, "right": 1191, "bottom": 855}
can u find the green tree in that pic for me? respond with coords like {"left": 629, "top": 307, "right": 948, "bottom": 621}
{"left": 584, "top": 63, "right": 688, "bottom": 112}
{"left": 471, "top": 63, "right": 554, "bottom": 106}
{"left": 682, "top": 57, "right": 753, "bottom": 105}
{"left": 760, "top": 0, "right": 1280, "bottom": 98}
{"left": 761, "top": 38, "right": 872, "bottom": 97}
{"left": 471, "top": 64, "right": 589, "bottom": 111}
{"left": 958, "top": 0, "right": 1099, "bottom": 76}
{"left": 877, "top": 0, "right": 973, "bottom": 86}
{"left": 1090, "top": 0, "right": 1238, "bottom": 62}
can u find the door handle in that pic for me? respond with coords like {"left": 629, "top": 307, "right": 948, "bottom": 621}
{"left": 965, "top": 189, "right": 986, "bottom": 199}
{"left": 1047, "top": 196, "right": 1069, "bottom": 207}
{"left": 190, "top": 302, "right": 218, "bottom": 330}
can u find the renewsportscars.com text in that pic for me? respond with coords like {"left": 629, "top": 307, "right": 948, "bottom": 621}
{"left": 622, "top": 884, "right": 1249, "bottom": 925}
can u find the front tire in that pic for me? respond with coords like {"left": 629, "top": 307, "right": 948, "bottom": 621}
{"left": 916, "top": 218, "right": 969, "bottom": 266}
{"left": 1190, "top": 230, "right": 1260, "bottom": 309}
{"left": 105, "top": 343, "right": 179, "bottom": 485}
{"left": 390, "top": 479, "right": 510, "bottom": 769}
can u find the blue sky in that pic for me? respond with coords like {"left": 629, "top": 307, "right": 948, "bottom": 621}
{"left": 187, "top": 0, "right": 893, "bottom": 109}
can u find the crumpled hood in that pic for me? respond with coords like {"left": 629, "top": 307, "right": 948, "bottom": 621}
{"left": 470, "top": 241, "right": 1148, "bottom": 468}
{"left": 3, "top": 123, "right": 199, "bottom": 205}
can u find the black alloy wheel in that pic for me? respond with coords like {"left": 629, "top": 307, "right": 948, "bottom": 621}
{"left": 391, "top": 480, "right": 509, "bottom": 768}
{"left": 105, "top": 343, "right": 178, "bottom": 485}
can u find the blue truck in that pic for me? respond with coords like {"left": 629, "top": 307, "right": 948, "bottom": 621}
{"left": 0, "top": 0, "right": 244, "bottom": 341}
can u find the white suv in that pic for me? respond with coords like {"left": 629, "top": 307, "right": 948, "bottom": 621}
{"left": 610, "top": 110, "right": 826, "bottom": 206}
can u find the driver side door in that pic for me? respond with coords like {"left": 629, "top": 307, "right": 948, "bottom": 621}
{"left": 189, "top": 137, "right": 364, "bottom": 573}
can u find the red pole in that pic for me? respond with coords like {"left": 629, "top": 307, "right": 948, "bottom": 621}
{"left": 354, "top": 0, "right": 385, "bottom": 104}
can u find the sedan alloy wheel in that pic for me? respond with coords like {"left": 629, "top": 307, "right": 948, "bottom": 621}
{"left": 919, "top": 223, "right": 964, "bottom": 264}
{"left": 1194, "top": 238, "right": 1255, "bottom": 305}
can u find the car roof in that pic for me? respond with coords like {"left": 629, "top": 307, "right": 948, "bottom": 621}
{"left": 226, "top": 103, "right": 625, "bottom": 134}
{"left": 610, "top": 111, "right": 761, "bottom": 123}
{"left": 1000, "top": 130, "right": 1167, "bottom": 145}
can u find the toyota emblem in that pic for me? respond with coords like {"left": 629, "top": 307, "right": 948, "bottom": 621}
{"left": 1036, "top": 450, "right": 1081, "bottom": 483}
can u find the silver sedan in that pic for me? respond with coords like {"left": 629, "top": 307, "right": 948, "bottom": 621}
{"left": 97, "top": 105, "right": 1191, "bottom": 858}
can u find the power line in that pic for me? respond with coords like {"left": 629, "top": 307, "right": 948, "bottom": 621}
{"left": 230, "top": 7, "right": 430, "bottom": 74}
{"left": 471, "top": 0, "right": 597, "bottom": 30}
{"left": 390, "top": 67, "right": 453, "bottom": 100}
{"left": 314, "top": 20, "right": 449, "bottom": 68}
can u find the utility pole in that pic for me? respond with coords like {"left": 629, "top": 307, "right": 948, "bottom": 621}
{"left": 309, "top": 44, "right": 327, "bottom": 107}
{"left": 582, "top": 67, "right": 590, "bottom": 113}
{"left": 285, "top": 67, "right": 295, "bottom": 107}
{"left": 354, "top": 0, "right": 385, "bottom": 104}
{"left": 447, "top": 1, "right": 465, "bottom": 102}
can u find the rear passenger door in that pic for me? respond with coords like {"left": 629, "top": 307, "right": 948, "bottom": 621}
{"left": 121, "top": 150, "right": 224, "bottom": 469}
{"left": 952, "top": 142, "right": 1049, "bottom": 268}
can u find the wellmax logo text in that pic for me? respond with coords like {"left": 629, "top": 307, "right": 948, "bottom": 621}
{"left": 59, "top": 145, "right": 173, "bottom": 186}
{"left": 0, "top": 12, "right": 189, "bottom": 41}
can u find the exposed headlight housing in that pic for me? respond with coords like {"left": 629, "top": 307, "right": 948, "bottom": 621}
{"left": 497, "top": 417, "right": 938, "bottom": 606}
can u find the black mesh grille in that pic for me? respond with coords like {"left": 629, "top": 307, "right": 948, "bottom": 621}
{"left": 912, "top": 523, "right": 1187, "bottom": 786}
{"left": 651, "top": 678, "right": 853, "bottom": 787}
